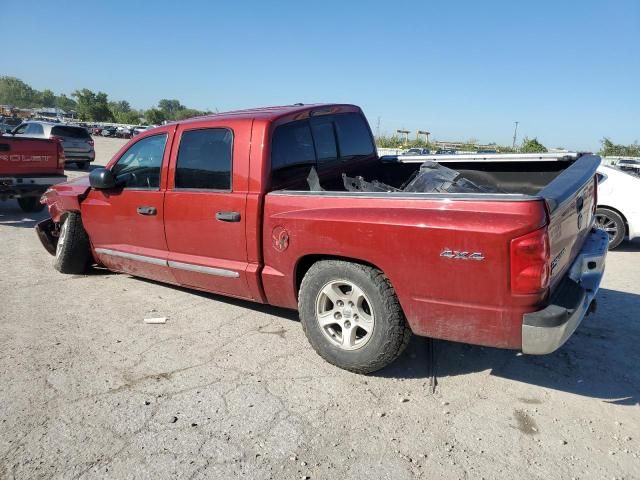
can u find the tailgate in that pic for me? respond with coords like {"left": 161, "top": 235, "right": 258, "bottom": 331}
{"left": 0, "top": 137, "right": 60, "bottom": 176}
{"left": 540, "top": 154, "right": 600, "bottom": 289}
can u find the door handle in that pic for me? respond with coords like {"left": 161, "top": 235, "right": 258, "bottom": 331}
{"left": 137, "top": 206, "right": 157, "bottom": 216}
{"left": 216, "top": 211, "right": 241, "bottom": 222}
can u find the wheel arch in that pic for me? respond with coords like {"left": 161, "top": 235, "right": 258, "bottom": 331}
{"left": 294, "top": 254, "right": 387, "bottom": 298}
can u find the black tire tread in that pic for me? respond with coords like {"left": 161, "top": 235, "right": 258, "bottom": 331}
{"left": 17, "top": 197, "right": 45, "bottom": 213}
{"left": 54, "top": 212, "right": 92, "bottom": 274}
{"left": 299, "top": 260, "right": 412, "bottom": 374}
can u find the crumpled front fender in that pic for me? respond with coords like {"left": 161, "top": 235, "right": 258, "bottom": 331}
{"left": 40, "top": 176, "right": 91, "bottom": 222}
{"left": 35, "top": 218, "right": 57, "bottom": 256}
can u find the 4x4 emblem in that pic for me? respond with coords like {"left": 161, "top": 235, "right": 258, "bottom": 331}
{"left": 440, "top": 249, "right": 485, "bottom": 261}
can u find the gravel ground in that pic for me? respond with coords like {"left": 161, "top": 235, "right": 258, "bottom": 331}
{"left": 1, "top": 136, "right": 639, "bottom": 479}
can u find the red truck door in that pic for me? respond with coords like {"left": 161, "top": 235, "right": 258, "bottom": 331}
{"left": 81, "top": 129, "right": 175, "bottom": 284}
{"left": 163, "top": 122, "right": 251, "bottom": 298}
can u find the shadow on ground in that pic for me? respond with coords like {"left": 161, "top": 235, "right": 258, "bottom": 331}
{"left": 378, "top": 287, "right": 640, "bottom": 405}
{"left": 615, "top": 238, "right": 640, "bottom": 252}
{"left": 134, "top": 273, "right": 640, "bottom": 404}
{"left": 135, "top": 276, "right": 300, "bottom": 322}
{"left": 0, "top": 200, "right": 48, "bottom": 228}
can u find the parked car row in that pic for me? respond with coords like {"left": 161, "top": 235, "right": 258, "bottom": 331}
{"left": 89, "top": 124, "right": 152, "bottom": 139}
{"left": 401, "top": 148, "right": 458, "bottom": 155}
{"left": 0, "top": 116, "right": 22, "bottom": 134}
{"left": 615, "top": 158, "right": 640, "bottom": 176}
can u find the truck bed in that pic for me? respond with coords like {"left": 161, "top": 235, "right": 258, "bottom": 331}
{"left": 277, "top": 153, "right": 582, "bottom": 197}
{"left": 265, "top": 152, "right": 600, "bottom": 349}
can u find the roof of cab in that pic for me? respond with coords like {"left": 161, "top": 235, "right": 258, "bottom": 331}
{"left": 176, "top": 103, "right": 360, "bottom": 126}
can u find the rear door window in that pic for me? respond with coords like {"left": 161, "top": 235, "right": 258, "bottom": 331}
{"left": 175, "top": 128, "right": 233, "bottom": 190}
{"left": 51, "top": 126, "right": 90, "bottom": 139}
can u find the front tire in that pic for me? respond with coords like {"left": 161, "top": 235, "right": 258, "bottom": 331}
{"left": 54, "top": 213, "right": 92, "bottom": 274}
{"left": 17, "top": 197, "right": 45, "bottom": 213}
{"left": 298, "top": 260, "right": 412, "bottom": 374}
{"left": 595, "top": 208, "right": 625, "bottom": 250}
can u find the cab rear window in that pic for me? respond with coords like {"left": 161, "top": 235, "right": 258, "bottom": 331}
{"left": 270, "top": 112, "right": 373, "bottom": 172}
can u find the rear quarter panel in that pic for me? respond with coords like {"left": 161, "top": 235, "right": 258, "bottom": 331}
{"left": 261, "top": 192, "right": 548, "bottom": 349}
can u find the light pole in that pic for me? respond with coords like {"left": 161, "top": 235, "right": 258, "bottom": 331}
{"left": 512, "top": 121, "right": 519, "bottom": 149}
{"left": 417, "top": 130, "right": 430, "bottom": 145}
{"left": 396, "top": 129, "right": 410, "bottom": 145}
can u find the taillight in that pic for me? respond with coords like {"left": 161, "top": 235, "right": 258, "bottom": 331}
{"left": 55, "top": 138, "right": 65, "bottom": 169}
{"left": 87, "top": 138, "right": 94, "bottom": 146}
{"left": 592, "top": 176, "right": 598, "bottom": 214}
{"left": 510, "top": 227, "right": 550, "bottom": 295}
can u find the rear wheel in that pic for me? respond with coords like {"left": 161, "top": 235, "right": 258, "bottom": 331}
{"left": 595, "top": 208, "right": 625, "bottom": 250}
{"left": 76, "top": 161, "right": 89, "bottom": 170}
{"left": 298, "top": 260, "right": 412, "bottom": 374}
{"left": 54, "top": 213, "right": 92, "bottom": 274}
{"left": 17, "top": 197, "right": 45, "bottom": 213}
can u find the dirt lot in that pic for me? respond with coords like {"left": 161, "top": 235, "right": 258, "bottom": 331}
{"left": 1, "top": 136, "right": 639, "bottom": 479}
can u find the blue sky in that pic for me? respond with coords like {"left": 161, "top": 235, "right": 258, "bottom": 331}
{"left": 3, "top": 0, "right": 639, "bottom": 150}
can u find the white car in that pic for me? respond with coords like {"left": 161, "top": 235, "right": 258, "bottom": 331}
{"left": 595, "top": 164, "right": 640, "bottom": 249}
{"left": 132, "top": 125, "right": 151, "bottom": 136}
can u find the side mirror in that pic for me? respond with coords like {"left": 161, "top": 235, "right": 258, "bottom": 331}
{"left": 89, "top": 168, "right": 116, "bottom": 189}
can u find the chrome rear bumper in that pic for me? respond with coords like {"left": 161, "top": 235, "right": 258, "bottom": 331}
{"left": 521, "top": 228, "right": 608, "bottom": 354}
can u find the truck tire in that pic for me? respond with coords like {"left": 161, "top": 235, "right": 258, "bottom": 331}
{"left": 54, "top": 213, "right": 92, "bottom": 274}
{"left": 17, "top": 197, "right": 46, "bottom": 213}
{"left": 595, "top": 208, "right": 626, "bottom": 250}
{"left": 298, "top": 260, "right": 412, "bottom": 374}
{"left": 76, "top": 161, "right": 89, "bottom": 170}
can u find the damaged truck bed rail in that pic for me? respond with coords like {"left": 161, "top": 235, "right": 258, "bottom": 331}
{"left": 384, "top": 152, "right": 580, "bottom": 163}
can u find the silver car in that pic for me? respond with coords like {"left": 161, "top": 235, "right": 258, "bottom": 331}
{"left": 12, "top": 121, "right": 95, "bottom": 169}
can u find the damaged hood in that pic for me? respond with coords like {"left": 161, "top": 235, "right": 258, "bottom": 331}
{"left": 49, "top": 174, "right": 91, "bottom": 196}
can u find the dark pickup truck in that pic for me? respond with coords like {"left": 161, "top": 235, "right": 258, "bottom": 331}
{"left": 37, "top": 104, "right": 607, "bottom": 373}
{"left": 0, "top": 135, "right": 67, "bottom": 212}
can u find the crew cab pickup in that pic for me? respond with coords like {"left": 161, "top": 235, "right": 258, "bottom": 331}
{"left": 36, "top": 104, "right": 608, "bottom": 373}
{"left": 0, "top": 135, "right": 66, "bottom": 212}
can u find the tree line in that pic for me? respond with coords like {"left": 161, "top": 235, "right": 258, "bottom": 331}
{"left": 0, "top": 76, "right": 210, "bottom": 125}
{"left": 2, "top": 76, "right": 637, "bottom": 155}
{"left": 376, "top": 135, "right": 549, "bottom": 153}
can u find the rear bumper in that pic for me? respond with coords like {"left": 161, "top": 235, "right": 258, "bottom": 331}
{"left": 522, "top": 228, "right": 609, "bottom": 354}
{"left": 0, "top": 175, "right": 67, "bottom": 197}
{"left": 64, "top": 150, "right": 95, "bottom": 162}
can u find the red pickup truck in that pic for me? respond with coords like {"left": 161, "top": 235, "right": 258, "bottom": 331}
{"left": 0, "top": 135, "right": 66, "bottom": 212}
{"left": 37, "top": 104, "right": 608, "bottom": 373}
